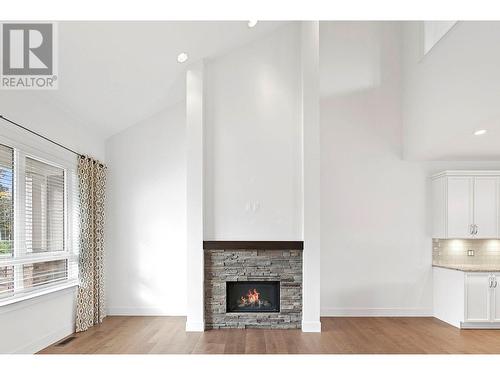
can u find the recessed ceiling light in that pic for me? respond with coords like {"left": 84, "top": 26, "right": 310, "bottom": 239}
{"left": 177, "top": 52, "right": 188, "bottom": 63}
{"left": 474, "top": 129, "right": 487, "bottom": 136}
{"left": 248, "top": 20, "right": 258, "bottom": 28}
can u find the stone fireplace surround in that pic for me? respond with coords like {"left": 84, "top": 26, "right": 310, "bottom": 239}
{"left": 204, "top": 241, "right": 303, "bottom": 329}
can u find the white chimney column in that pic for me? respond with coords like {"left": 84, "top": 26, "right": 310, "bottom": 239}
{"left": 301, "top": 21, "right": 322, "bottom": 333}
{"left": 185, "top": 60, "right": 205, "bottom": 331}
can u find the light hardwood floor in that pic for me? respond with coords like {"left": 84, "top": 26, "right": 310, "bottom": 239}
{"left": 39, "top": 316, "right": 500, "bottom": 354}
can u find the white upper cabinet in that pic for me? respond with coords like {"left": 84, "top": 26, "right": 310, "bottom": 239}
{"left": 431, "top": 176, "right": 447, "bottom": 238}
{"left": 474, "top": 177, "right": 499, "bottom": 238}
{"left": 432, "top": 171, "right": 500, "bottom": 239}
{"left": 447, "top": 177, "right": 473, "bottom": 238}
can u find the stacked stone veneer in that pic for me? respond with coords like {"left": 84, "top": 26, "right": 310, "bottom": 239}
{"left": 204, "top": 249, "right": 302, "bottom": 329}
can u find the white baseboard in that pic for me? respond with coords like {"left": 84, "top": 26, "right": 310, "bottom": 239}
{"left": 107, "top": 307, "right": 185, "bottom": 316}
{"left": 11, "top": 324, "right": 74, "bottom": 354}
{"left": 301, "top": 320, "right": 322, "bottom": 332}
{"left": 185, "top": 319, "right": 205, "bottom": 332}
{"left": 321, "top": 307, "right": 433, "bottom": 317}
{"left": 461, "top": 321, "right": 500, "bottom": 329}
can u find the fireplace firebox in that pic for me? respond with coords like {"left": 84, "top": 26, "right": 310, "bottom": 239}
{"left": 226, "top": 281, "right": 280, "bottom": 313}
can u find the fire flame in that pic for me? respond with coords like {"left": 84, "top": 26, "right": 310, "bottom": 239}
{"left": 240, "top": 288, "right": 260, "bottom": 305}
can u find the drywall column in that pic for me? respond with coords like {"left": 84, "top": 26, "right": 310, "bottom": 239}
{"left": 301, "top": 21, "right": 321, "bottom": 332}
{"left": 186, "top": 61, "right": 205, "bottom": 331}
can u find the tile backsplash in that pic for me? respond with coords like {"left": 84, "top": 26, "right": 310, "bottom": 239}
{"left": 433, "top": 239, "right": 500, "bottom": 266}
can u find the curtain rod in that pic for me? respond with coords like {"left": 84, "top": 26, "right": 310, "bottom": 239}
{"left": 0, "top": 114, "right": 81, "bottom": 157}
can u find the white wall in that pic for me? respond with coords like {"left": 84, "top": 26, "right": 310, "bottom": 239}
{"left": 422, "top": 21, "right": 457, "bottom": 55}
{"left": 0, "top": 288, "right": 76, "bottom": 353}
{"left": 105, "top": 103, "right": 187, "bottom": 315}
{"left": 0, "top": 91, "right": 105, "bottom": 353}
{"left": 402, "top": 21, "right": 500, "bottom": 160}
{"left": 204, "top": 24, "right": 302, "bottom": 240}
{"left": 320, "top": 21, "right": 432, "bottom": 316}
{"left": 0, "top": 91, "right": 105, "bottom": 160}
{"left": 320, "top": 21, "right": 500, "bottom": 317}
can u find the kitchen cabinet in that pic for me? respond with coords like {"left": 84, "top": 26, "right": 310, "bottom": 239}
{"left": 446, "top": 177, "right": 473, "bottom": 238}
{"left": 473, "top": 178, "right": 498, "bottom": 238}
{"left": 432, "top": 171, "right": 499, "bottom": 239}
{"left": 433, "top": 267, "right": 500, "bottom": 329}
{"left": 465, "top": 273, "right": 491, "bottom": 322}
{"left": 492, "top": 273, "right": 500, "bottom": 322}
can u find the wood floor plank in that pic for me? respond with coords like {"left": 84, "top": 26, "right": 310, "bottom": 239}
{"left": 244, "top": 329, "right": 267, "bottom": 354}
{"left": 224, "top": 329, "right": 246, "bottom": 354}
{"left": 38, "top": 316, "right": 500, "bottom": 354}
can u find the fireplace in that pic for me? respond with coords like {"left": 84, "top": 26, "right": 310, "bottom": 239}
{"left": 205, "top": 246, "right": 302, "bottom": 329}
{"left": 226, "top": 281, "right": 280, "bottom": 313}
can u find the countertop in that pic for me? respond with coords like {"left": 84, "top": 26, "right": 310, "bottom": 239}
{"left": 432, "top": 264, "right": 500, "bottom": 272}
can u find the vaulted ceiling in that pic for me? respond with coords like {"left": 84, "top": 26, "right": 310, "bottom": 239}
{"left": 38, "top": 21, "right": 287, "bottom": 139}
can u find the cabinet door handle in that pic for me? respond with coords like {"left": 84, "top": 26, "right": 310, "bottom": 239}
{"left": 489, "top": 276, "right": 497, "bottom": 288}
{"left": 469, "top": 224, "right": 474, "bottom": 235}
{"left": 489, "top": 277, "right": 493, "bottom": 288}
{"left": 474, "top": 225, "right": 479, "bottom": 235}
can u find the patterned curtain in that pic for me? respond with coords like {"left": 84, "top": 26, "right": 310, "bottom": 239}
{"left": 76, "top": 155, "right": 107, "bottom": 332}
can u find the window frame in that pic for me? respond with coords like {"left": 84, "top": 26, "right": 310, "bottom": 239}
{"left": 0, "top": 132, "right": 78, "bottom": 307}
{"left": 0, "top": 144, "right": 15, "bottom": 262}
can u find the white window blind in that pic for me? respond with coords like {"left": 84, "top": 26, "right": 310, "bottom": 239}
{"left": 0, "top": 144, "right": 14, "bottom": 298}
{"left": 26, "top": 157, "right": 65, "bottom": 254}
{"left": 0, "top": 142, "right": 79, "bottom": 304}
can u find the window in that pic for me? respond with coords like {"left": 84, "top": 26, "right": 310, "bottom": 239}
{"left": 0, "top": 144, "right": 14, "bottom": 258}
{"left": 25, "top": 157, "right": 65, "bottom": 254}
{"left": 0, "top": 142, "right": 78, "bottom": 304}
